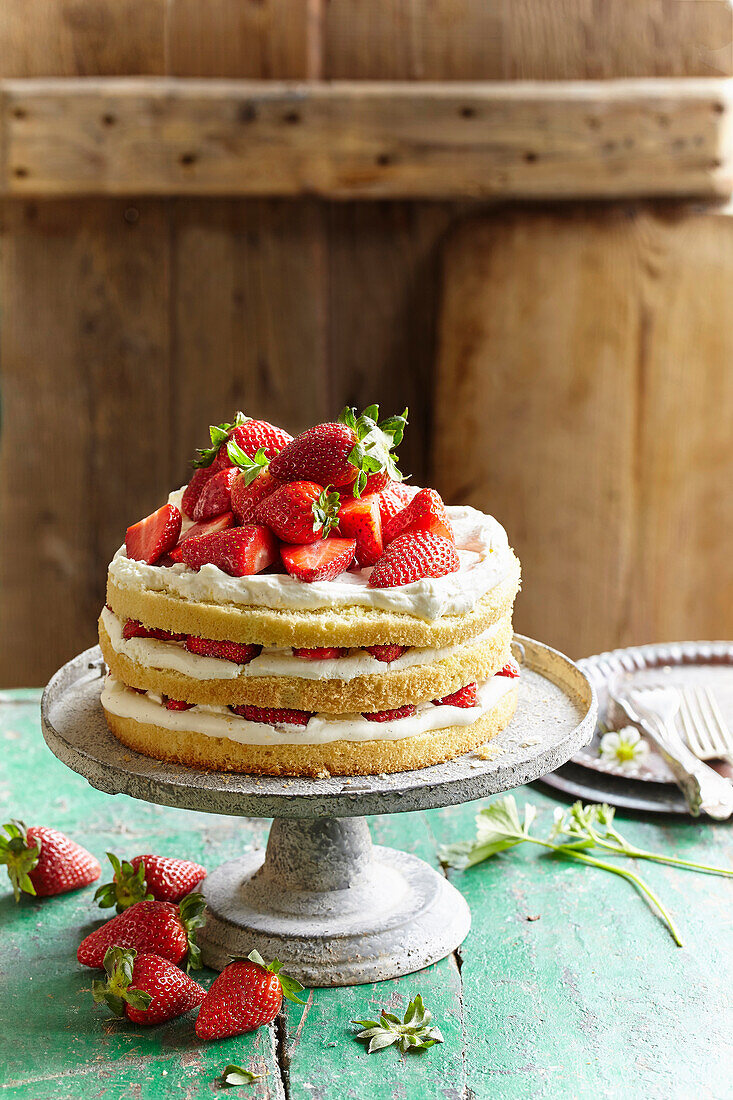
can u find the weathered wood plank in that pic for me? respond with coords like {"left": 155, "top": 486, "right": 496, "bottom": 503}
{"left": 432, "top": 203, "right": 733, "bottom": 658}
{"left": 2, "top": 77, "right": 732, "bottom": 199}
{"left": 0, "top": 200, "right": 171, "bottom": 687}
{"left": 323, "top": 0, "right": 733, "bottom": 79}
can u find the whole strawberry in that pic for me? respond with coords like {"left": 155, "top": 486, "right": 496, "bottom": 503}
{"left": 195, "top": 950, "right": 304, "bottom": 1040}
{"left": 92, "top": 947, "right": 205, "bottom": 1025}
{"left": 255, "top": 482, "right": 341, "bottom": 544}
{"left": 78, "top": 893, "right": 206, "bottom": 971}
{"left": 95, "top": 852, "right": 207, "bottom": 912}
{"left": 270, "top": 405, "right": 408, "bottom": 497}
{"left": 0, "top": 820, "right": 101, "bottom": 901}
{"left": 368, "top": 532, "right": 460, "bottom": 588}
{"left": 193, "top": 413, "right": 292, "bottom": 471}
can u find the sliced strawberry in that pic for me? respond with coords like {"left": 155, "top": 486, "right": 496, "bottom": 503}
{"left": 181, "top": 526, "right": 278, "bottom": 577}
{"left": 433, "top": 682, "right": 478, "bottom": 707}
{"left": 255, "top": 482, "right": 340, "bottom": 544}
{"left": 163, "top": 697, "right": 194, "bottom": 711}
{"left": 382, "top": 488, "right": 454, "bottom": 545}
{"left": 368, "top": 532, "right": 460, "bottom": 588}
{"left": 292, "top": 646, "right": 349, "bottom": 660}
{"left": 185, "top": 637, "right": 261, "bottom": 664}
{"left": 170, "top": 512, "right": 236, "bottom": 561}
{"left": 231, "top": 469, "right": 281, "bottom": 525}
{"left": 280, "top": 538, "right": 356, "bottom": 583}
{"left": 126, "top": 505, "right": 182, "bottom": 565}
{"left": 192, "top": 468, "right": 238, "bottom": 522}
{"left": 181, "top": 468, "right": 213, "bottom": 519}
{"left": 362, "top": 705, "right": 417, "bottom": 722}
{"left": 337, "top": 494, "right": 383, "bottom": 567}
{"left": 365, "top": 644, "right": 408, "bottom": 663}
{"left": 122, "top": 620, "right": 186, "bottom": 643}
{"left": 230, "top": 704, "right": 312, "bottom": 725}
{"left": 377, "top": 482, "right": 420, "bottom": 526}
{"left": 497, "top": 660, "right": 520, "bottom": 678}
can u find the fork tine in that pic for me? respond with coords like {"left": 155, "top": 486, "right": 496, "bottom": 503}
{"left": 678, "top": 692, "right": 707, "bottom": 756}
{"left": 688, "top": 689, "right": 718, "bottom": 755}
{"left": 696, "top": 686, "right": 733, "bottom": 755}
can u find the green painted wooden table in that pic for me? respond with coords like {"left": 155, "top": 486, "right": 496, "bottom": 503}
{"left": 1, "top": 689, "right": 731, "bottom": 1100}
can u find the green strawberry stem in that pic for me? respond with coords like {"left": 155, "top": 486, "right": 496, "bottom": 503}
{"left": 180, "top": 892, "right": 207, "bottom": 971}
{"left": 339, "top": 405, "right": 408, "bottom": 496}
{"left": 94, "top": 852, "right": 153, "bottom": 913}
{"left": 192, "top": 412, "right": 247, "bottom": 468}
{"left": 92, "top": 946, "right": 152, "bottom": 1018}
{"left": 0, "top": 820, "right": 40, "bottom": 901}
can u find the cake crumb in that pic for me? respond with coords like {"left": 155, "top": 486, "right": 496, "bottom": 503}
{"left": 475, "top": 741, "right": 503, "bottom": 761}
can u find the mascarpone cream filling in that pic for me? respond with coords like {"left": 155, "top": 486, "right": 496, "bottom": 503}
{"left": 107, "top": 489, "right": 514, "bottom": 622}
{"left": 101, "top": 672, "right": 515, "bottom": 746}
{"left": 101, "top": 607, "right": 504, "bottom": 682}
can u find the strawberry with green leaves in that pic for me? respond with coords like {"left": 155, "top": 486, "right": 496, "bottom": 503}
{"left": 193, "top": 413, "right": 292, "bottom": 471}
{"left": 195, "top": 950, "right": 304, "bottom": 1040}
{"left": 270, "top": 405, "right": 408, "bottom": 497}
{"left": 368, "top": 532, "right": 460, "bottom": 588}
{"left": 95, "top": 852, "right": 207, "bottom": 912}
{"left": 77, "top": 893, "right": 206, "bottom": 971}
{"left": 0, "top": 820, "right": 101, "bottom": 901}
{"left": 255, "top": 482, "right": 340, "bottom": 544}
{"left": 92, "top": 947, "right": 205, "bottom": 1025}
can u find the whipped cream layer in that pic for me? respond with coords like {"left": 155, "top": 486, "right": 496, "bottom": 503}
{"left": 107, "top": 488, "right": 514, "bottom": 622}
{"left": 101, "top": 672, "right": 515, "bottom": 746}
{"left": 101, "top": 607, "right": 504, "bottom": 683}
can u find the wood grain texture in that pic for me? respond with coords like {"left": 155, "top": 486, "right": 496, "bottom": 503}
{"left": 2, "top": 78, "right": 732, "bottom": 199}
{"left": 0, "top": 0, "right": 166, "bottom": 78}
{"left": 432, "top": 204, "right": 733, "bottom": 658}
{"left": 324, "top": 0, "right": 733, "bottom": 80}
{"left": 0, "top": 200, "right": 170, "bottom": 686}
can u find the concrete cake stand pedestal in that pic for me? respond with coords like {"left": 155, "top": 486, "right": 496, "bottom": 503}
{"left": 41, "top": 635, "right": 596, "bottom": 987}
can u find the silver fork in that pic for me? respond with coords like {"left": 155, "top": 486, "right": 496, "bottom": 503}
{"left": 678, "top": 686, "right": 733, "bottom": 768}
{"left": 610, "top": 681, "right": 733, "bottom": 819}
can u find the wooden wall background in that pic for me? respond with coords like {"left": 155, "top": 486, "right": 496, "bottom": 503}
{"left": 1, "top": 1, "right": 732, "bottom": 687}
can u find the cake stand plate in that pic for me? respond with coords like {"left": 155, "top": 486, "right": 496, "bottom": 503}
{"left": 41, "top": 635, "right": 595, "bottom": 986}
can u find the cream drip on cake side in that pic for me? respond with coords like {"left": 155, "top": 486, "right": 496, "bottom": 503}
{"left": 100, "top": 607, "right": 505, "bottom": 682}
{"left": 101, "top": 671, "right": 515, "bottom": 746}
{"left": 107, "top": 489, "right": 514, "bottom": 623}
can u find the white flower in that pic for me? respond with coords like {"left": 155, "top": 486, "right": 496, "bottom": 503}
{"left": 599, "top": 727, "right": 650, "bottom": 773}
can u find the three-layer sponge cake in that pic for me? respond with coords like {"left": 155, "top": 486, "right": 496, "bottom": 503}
{"left": 100, "top": 408, "right": 521, "bottom": 777}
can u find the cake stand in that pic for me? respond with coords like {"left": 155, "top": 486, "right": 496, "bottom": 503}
{"left": 41, "top": 635, "right": 595, "bottom": 987}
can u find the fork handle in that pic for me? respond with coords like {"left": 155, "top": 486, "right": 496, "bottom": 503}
{"left": 641, "top": 717, "right": 733, "bottom": 819}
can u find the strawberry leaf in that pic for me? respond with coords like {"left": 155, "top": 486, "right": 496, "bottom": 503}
{"left": 245, "top": 950, "right": 306, "bottom": 1005}
{"left": 226, "top": 443, "right": 270, "bottom": 485}
{"left": 192, "top": 412, "right": 248, "bottom": 468}
{"left": 92, "top": 947, "right": 153, "bottom": 1018}
{"left": 179, "top": 892, "right": 206, "bottom": 971}
{"left": 352, "top": 995, "right": 444, "bottom": 1055}
{"left": 94, "top": 852, "right": 153, "bottom": 913}
{"left": 0, "top": 820, "right": 40, "bottom": 902}
{"left": 312, "top": 487, "right": 341, "bottom": 538}
{"left": 220, "top": 1064, "right": 265, "bottom": 1087}
{"left": 338, "top": 405, "right": 408, "bottom": 496}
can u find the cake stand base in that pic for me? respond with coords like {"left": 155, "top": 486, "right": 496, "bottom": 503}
{"left": 199, "top": 816, "right": 470, "bottom": 985}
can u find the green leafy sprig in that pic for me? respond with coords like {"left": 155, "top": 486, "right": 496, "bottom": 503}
{"left": 353, "top": 995, "right": 444, "bottom": 1054}
{"left": 339, "top": 405, "right": 408, "bottom": 496}
{"left": 226, "top": 443, "right": 270, "bottom": 485}
{"left": 439, "top": 796, "right": 733, "bottom": 948}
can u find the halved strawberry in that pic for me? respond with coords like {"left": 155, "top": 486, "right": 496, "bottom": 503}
{"left": 181, "top": 468, "right": 213, "bottom": 519}
{"left": 497, "top": 660, "right": 520, "bottom": 678}
{"left": 231, "top": 469, "right": 280, "bottom": 525}
{"left": 126, "top": 505, "right": 182, "bottom": 565}
{"left": 292, "top": 647, "right": 349, "bottom": 660}
{"left": 280, "top": 538, "right": 356, "bottom": 583}
{"left": 231, "top": 705, "right": 312, "bottom": 725}
{"left": 181, "top": 526, "right": 279, "bottom": 577}
{"left": 377, "top": 483, "right": 420, "bottom": 526}
{"left": 337, "top": 494, "right": 383, "bottom": 567}
{"left": 368, "top": 532, "right": 459, "bottom": 588}
{"left": 433, "top": 683, "right": 478, "bottom": 707}
{"left": 362, "top": 705, "right": 416, "bottom": 722}
{"left": 185, "top": 637, "right": 261, "bottom": 664}
{"left": 365, "top": 644, "right": 408, "bottom": 663}
{"left": 122, "top": 620, "right": 185, "bottom": 643}
{"left": 170, "top": 512, "right": 235, "bottom": 564}
{"left": 163, "top": 697, "right": 194, "bottom": 711}
{"left": 255, "top": 482, "right": 340, "bottom": 544}
{"left": 382, "top": 488, "right": 454, "bottom": 546}
{"left": 192, "top": 468, "right": 238, "bottom": 521}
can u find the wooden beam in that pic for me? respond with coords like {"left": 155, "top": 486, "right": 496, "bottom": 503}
{"left": 0, "top": 76, "right": 732, "bottom": 198}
